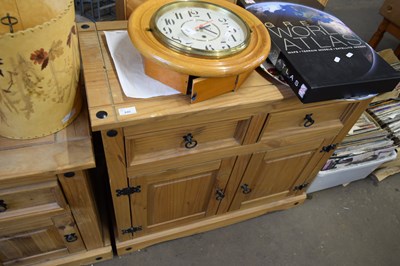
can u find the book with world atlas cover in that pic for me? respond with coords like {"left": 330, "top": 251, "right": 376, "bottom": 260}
{"left": 243, "top": 1, "right": 400, "bottom": 103}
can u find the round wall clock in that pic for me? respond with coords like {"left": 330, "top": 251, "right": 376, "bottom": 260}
{"left": 150, "top": 1, "right": 251, "bottom": 58}
{"left": 128, "top": 0, "right": 271, "bottom": 103}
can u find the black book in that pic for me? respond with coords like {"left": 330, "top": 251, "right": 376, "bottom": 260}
{"left": 243, "top": 2, "right": 400, "bottom": 103}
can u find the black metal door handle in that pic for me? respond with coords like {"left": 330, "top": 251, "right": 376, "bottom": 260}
{"left": 64, "top": 233, "right": 78, "bottom": 242}
{"left": 241, "top": 184, "right": 252, "bottom": 194}
{"left": 216, "top": 189, "right": 225, "bottom": 200}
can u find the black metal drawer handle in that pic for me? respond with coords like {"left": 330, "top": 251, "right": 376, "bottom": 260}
{"left": 304, "top": 113, "right": 315, "bottom": 127}
{"left": 0, "top": 200, "right": 7, "bottom": 212}
{"left": 241, "top": 184, "right": 252, "bottom": 194}
{"left": 183, "top": 133, "right": 198, "bottom": 149}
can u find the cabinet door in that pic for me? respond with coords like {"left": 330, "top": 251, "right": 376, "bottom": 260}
{"left": 230, "top": 137, "right": 333, "bottom": 211}
{"left": 128, "top": 158, "right": 235, "bottom": 236}
{"left": 0, "top": 212, "right": 85, "bottom": 265}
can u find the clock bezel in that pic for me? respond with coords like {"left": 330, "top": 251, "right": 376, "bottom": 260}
{"left": 149, "top": 1, "right": 251, "bottom": 58}
{"left": 128, "top": 0, "right": 271, "bottom": 78}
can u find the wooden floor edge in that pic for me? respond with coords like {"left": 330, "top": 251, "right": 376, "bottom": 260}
{"left": 116, "top": 194, "right": 306, "bottom": 255}
{"left": 35, "top": 246, "right": 113, "bottom": 266}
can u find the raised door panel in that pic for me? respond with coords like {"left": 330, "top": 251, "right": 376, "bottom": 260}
{"left": 129, "top": 158, "right": 236, "bottom": 236}
{"left": 149, "top": 173, "right": 213, "bottom": 225}
{"left": 230, "top": 137, "right": 333, "bottom": 211}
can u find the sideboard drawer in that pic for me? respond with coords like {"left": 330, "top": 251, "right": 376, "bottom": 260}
{"left": 0, "top": 180, "right": 67, "bottom": 220}
{"left": 125, "top": 118, "right": 250, "bottom": 172}
{"left": 261, "top": 102, "right": 353, "bottom": 140}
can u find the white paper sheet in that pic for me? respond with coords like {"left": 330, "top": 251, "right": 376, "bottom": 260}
{"left": 104, "top": 30, "right": 180, "bottom": 98}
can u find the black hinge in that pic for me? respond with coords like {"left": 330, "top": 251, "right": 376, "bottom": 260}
{"left": 293, "top": 183, "right": 309, "bottom": 191}
{"left": 320, "top": 144, "right": 337, "bottom": 153}
{"left": 116, "top": 186, "right": 141, "bottom": 196}
{"left": 122, "top": 226, "right": 142, "bottom": 234}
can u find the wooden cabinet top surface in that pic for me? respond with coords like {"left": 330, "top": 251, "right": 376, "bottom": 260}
{"left": 0, "top": 106, "right": 95, "bottom": 180}
{"left": 77, "top": 21, "right": 294, "bottom": 131}
{"left": 77, "top": 20, "right": 350, "bottom": 132}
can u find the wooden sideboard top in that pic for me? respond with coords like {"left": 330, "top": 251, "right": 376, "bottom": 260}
{"left": 77, "top": 20, "right": 301, "bottom": 131}
{"left": 77, "top": 19, "right": 349, "bottom": 132}
{"left": 0, "top": 105, "right": 95, "bottom": 180}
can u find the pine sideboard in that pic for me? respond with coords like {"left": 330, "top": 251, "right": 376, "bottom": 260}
{"left": 0, "top": 104, "right": 112, "bottom": 265}
{"left": 77, "top": 21, "right": 371, "bottom": 255}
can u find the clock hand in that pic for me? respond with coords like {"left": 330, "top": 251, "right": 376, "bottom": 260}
{"left": 201, "top": 25, "right": 218, "bottom": 35}
{"left": 194, "top": 20, "right": 213, "bottom": 30}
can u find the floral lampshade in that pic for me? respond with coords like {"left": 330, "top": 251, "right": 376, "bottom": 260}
{"left": 0, "top": 0, "right": 81, "bottom": 139}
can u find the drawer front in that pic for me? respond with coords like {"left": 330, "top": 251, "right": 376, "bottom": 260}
{"left": 0, "top": 180, "right": 67, "bottom": 220}
{"left": 125, "top": 118, "right": 250, "bottom": 172}
{"left": 261, "top": 102, "right": 353, "bottom": 140}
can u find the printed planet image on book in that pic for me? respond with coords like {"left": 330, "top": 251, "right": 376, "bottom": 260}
{"left": 245, "top": 2, "right": 400, "bottom": 103}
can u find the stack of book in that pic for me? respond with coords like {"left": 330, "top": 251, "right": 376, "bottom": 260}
{"left": 367, "top": 99, "right": 400, "bottom": 145}
{"left": 321, "top": 113, "right": 396, "bottom": 171}
{"left": 366, "top": 50, "right": 400, "bottom": 146}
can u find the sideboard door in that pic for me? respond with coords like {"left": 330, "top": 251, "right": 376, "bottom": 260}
{"left": 128, "top": 157, "right": 236, "bottom": 236}
{"left": 229, "top": 137, "right": 334, "bottom": 211}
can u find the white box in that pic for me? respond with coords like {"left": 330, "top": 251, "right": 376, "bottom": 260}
{"left": 307, "top": 151, "right": 397, "bottom": 193}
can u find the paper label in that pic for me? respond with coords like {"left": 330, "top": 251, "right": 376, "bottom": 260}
{"left": 298, "top": 84, "right": 308, "bottom": 98}
{"left": 119, "top": 106, "right": 137, "bottom": 116}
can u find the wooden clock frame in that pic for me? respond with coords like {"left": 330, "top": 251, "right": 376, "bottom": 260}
{"left": 128, "top": 0, "right": 271, "bottom": 103}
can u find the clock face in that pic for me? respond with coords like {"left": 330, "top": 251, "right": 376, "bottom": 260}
{"left": 150, "top": 1, "right": 251, "bottom": 58}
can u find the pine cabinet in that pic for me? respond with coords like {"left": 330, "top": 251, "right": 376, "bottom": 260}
{"left": 0, "top": 108, "right": 112, "bottom": 265}
{"left": 78, "top": 21, "right": 370, "bottom": 255}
